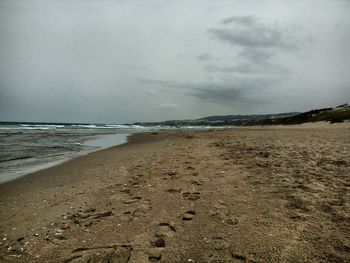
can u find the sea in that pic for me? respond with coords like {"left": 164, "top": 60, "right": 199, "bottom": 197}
{"left": 0, "top": 122, "right": 210, "bottom": 183}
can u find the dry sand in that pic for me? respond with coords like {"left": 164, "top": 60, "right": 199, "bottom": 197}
{"left": 0, "top": 123, "right": 349, "bottom": 263}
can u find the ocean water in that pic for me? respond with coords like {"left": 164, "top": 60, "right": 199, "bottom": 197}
{"left": 0, "top": 123, "right": 147, "bottom": 183}
{"left": 0, "top": 123, "right": 210, "bottom": 183}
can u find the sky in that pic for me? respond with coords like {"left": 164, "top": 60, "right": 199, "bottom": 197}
{"left": 0, "top": 0, "right": 349, "bottom": 123}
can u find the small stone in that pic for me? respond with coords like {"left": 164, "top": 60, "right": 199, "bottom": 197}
{"left": 7, "top": 246, "right": 16, "bottom": 252}
{"left": 54, "top": 232, "right": 66, "bottom": 240}
{"left": 17, "top": 237, "right": 25, "bottom": 242}
{"left": 61, "top": 223, "right": 70, "bottom": 230}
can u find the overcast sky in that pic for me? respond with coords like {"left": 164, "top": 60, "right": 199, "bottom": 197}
{"left": 1, "top": 0, "right": 349, "bottom": 123}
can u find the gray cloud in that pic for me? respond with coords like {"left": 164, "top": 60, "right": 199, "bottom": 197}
{"left": 206, "top": 64, "right": 257, "bottom": 74}
{"left": 208, "top": 16, "right": 296, "bottom": 50}
{"left": 204, "top": 16, "right": 294, "bottom": 80}
{"left": 205, "top": 62, "right": 289, "bottom": 75}
{"left": 139, "top": 77, "right": 278, "bottom": 105}
{"left": 196, "top": 53, "right": 217, "bottom": 61}
{"left": 222, "top": 15, "right": 257, "bottom": 26}
{"left": 238, "top": 48, "right": 274, "bottom": 64}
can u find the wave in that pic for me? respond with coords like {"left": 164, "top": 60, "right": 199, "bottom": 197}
{"left": 0, "top": 123, "right": 215, "bottom": 131}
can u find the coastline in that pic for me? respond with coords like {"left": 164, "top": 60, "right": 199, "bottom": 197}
{"left": 0, "top": 132, "right": 130, "bottom": 184}
{"left": 0, "top": 123, "right": 349, "bottom": 262}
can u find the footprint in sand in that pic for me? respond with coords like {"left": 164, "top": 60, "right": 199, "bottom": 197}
{"left": 122, "top": 195, "right": 142, "bottom": 204}
{"left": 150, "top": 237, "right": 166, "bottom": 248}
{"left": 122, "top": 200, "right": 151, "bottom": 221}
{"left": 148, "top": 252, "right": 162, "bottom": 262}
{"left": 182, "top": 210, "right": 196, "bottom": 221}
{"left": 68, "top": 209, "right": 113, "bottom": 227}
{"left": 182, "top": 192, "right": 201, "bottom": 201}
{"left": 165, "top": 187, "right": 182, "bottom": 193}
{"left": 190, "top": 180, "right": 204, "bottom": 186}
{"left": 157, "top": 222, "right": 176, "bottom": 237}
{"left": 64, "top": 245, "right": 132, "bottom": 263}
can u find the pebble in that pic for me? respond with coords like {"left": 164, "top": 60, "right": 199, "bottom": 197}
{"left": 61, "top": 223, "right": 70, "bottom": 230}
{"left": 54, "top": 228, "right": 65, "bottom": 239}
{"left": 54, "top": 232, "right": 66, "bottom": 240}
{"left": 7, "top": 246, "right": 16, "bottom": 252}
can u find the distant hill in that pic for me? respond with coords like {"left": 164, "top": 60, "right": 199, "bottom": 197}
{"left": 256, "top": 104, "right": 350, "bottom": 125}
{"left": 133, "top": 104, "right": 350, "bottom": 127}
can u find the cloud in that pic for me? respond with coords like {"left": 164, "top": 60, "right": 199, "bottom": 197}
{"left": 206, "top": 64, "right": 257, "bottom": 74}
{"left": 196, "top": 53, "right": 216, "bottom": 61}
{"left": 204, "top": 16, "right": 294, "bottom": 79}
{"left": 222, "top": 15, "right": 257, "bottom": 26}
{"left": 179, "top": 52, "right": 219, "bottom": 61}
{"left": 205, "top": 62, "right": 289, "bottom": 75}
{"left": 156, "top": 103, "right": 180, "bottom": 111}
{"left": 208, "top": 15, "right": 296, "bottom": 50}
{"left": 139, "top": 77, "right": 279, "bottom": 105}
{"left": 238, "top": 48, "right": 274, "bottom": 64}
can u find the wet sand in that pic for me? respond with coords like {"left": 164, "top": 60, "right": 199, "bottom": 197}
{"left": 0, "top": 123, "right": 349, "bottom": 262}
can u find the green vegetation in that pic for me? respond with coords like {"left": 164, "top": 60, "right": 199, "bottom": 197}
{"left": 133, "top": 104, "right": 350, "bottom": 127}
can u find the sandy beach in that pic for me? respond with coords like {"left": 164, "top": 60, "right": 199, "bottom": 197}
{"left": 0, "top": 123, "right": 349, "bottom": 263}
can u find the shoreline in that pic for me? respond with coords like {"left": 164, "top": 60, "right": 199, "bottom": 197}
{"left": 0, "top": 132, "right": 130, "bottom": 184}
{"left": 0, "top": 123, "right": 349, "bottom": 262}
{"left": 0, "top": 131, "right": 169, "bottom": 195}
